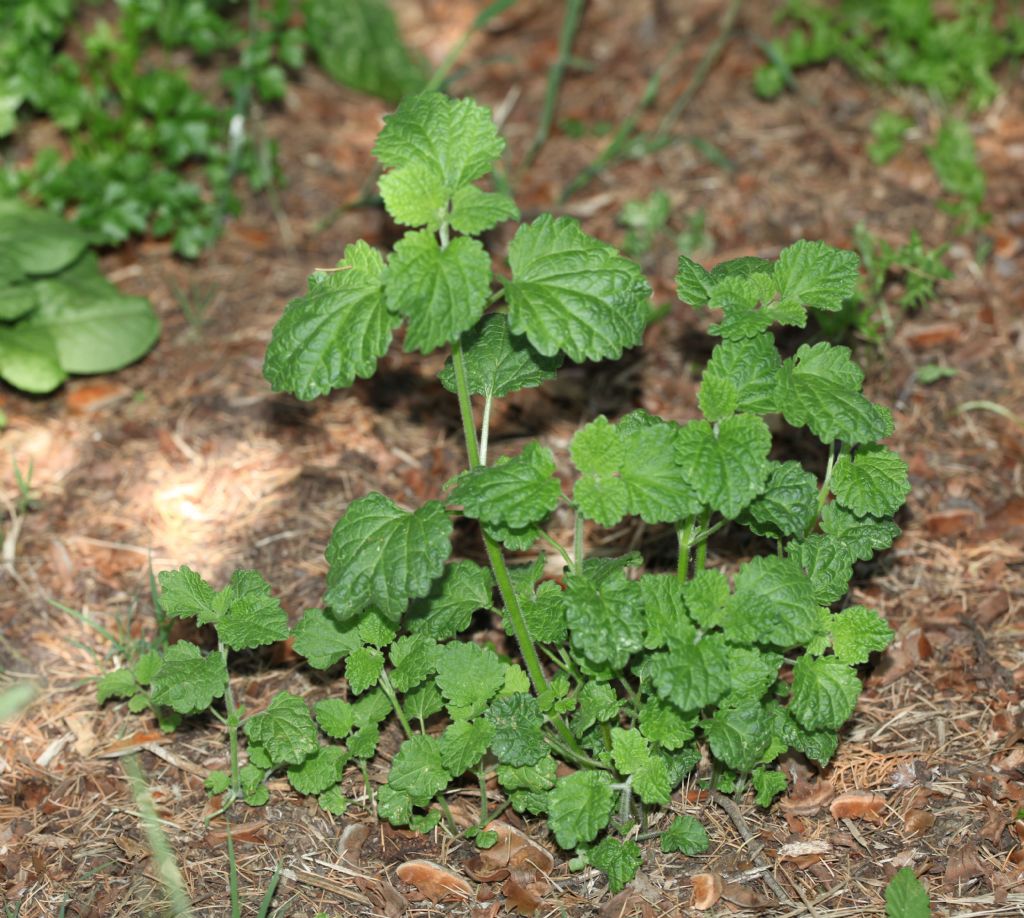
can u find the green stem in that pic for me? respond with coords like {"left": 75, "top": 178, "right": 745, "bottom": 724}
{"left": 219, "top": 643, "right": 242, "bottom": 799}
{"left": 422, "top": 0, "right": 518, "bottom": 92}
{"left": 676, "top": 515, "right": 696, "bottom": 584}
{"left": 378, "top": 671, "right": 414, "bottom": 739}
{"left": 538, "top": 529, "right": 574, "bottom": 569}
{"left": 450, "top": 339, "right": 583, "bottom": 757}
{"left": 479, "top": 395, "right": 493, "bottom": 465}
{"left": 226, "top": 814, "right": 241, "bottom": 918}
{"left": 573, "top": 509, "right": 585, "bottom": 576}
{"left": 694, "top": 508, "right": 712, "bottom": 574}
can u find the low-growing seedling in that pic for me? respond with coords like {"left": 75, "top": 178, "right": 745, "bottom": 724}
{"left": 885, "top": 867, "right": 931, "bottom": 918}
{"left": 102, "top": 92, "right": 908, "bottom": 891}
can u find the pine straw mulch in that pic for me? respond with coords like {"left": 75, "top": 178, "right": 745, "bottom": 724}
{"left": 1, "top": 1, "right": 1023, "bottom": 915}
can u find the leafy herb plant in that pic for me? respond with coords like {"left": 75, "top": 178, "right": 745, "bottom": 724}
{"left": 102, "top": 92, "right": 908, "bottom": 891}
{"left": 0, "top": 200, "right": 159, "bottom": 393}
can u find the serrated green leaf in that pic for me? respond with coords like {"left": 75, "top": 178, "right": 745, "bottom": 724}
{"left": 648, "top": 633, "right": 731, "bottom": 713}
{"left": 345, "top": 647, "right": 384, "bottom": 695}
{"left": 449, "top": 186, "right": 519, "bottom": 235}
{"left": 820, "top": 502, "right": 901, "bottom": 562}
{"left": 205, "top": 771, "right": 231, "bottom": 796}
{"left": 377, "top": 784, "right": 412, "bottom": 825}
{"left": 777, "top": 342, "right": 892, "bottom": 445}
{"left": 434, "top": 641, "right": 506, "bottom": 720}
{"left": 214, "top": 570, "right": 290, "bottom": 651}
{"left": 638, "top": 697, "right": 696, "bottom": 750}
{"left": 773, "top": 240, "right": 860, "bottom": 314}
{"left": 633, "top": 756, "right": 672, "bottom": 805}
{"left": 406, "top": 560, "right": 493, "bottom": 639}
{"left": 589, "top": 837, "right": 641, "bottom": 894}
{"left": 451, "top": 442, "right": 561, "bottom": 529}
{"left": 708, "top": 273, "right": 785, "bottom": 339}
{"left": 831, "top": 606, "right": 893, "bottom": 665}
{"left": 438, "top": 313, "right": 561, "bottom": 399}
{"left": 573, "top": 473, "right": 628, "bottom": 526}
{"left": 740, "top": 461, "right": 819, "bottom": 539}
{"left": 388, "top": 634, "right": 440, "bottom": 692}
{"left": 485, "top": 693, "right": 546, "bottom": 766}
{"left": 439, "top": 718, "right": 494, "bottom": 774}
{"left": 723, "top": 555, "right": 820, "bottom": 648}
{"left": 675, "top": 415, "right": 772, "bottom": 519}
{"left": 752, "top": 766, "right": 788, "bottom": 807}
{"left": 791, "top": 535, "right": 854, "bottom": 605}
{"left": 325, "top": 493, "right": 453, "bottom": 622}
{"left": 288, "top": 745, "right": 348, "bottom": 795}
{"left": 404, "top": 681, "right": 445, "bottom": 723}
{"left": 348, "top": 723, "right": 381, "bottom": 759}
{"left": 516, "top": 580, "right": 568, "bottom": 644}
{"left": 314, "top": 699, "right": 356, "bottom": 740}
{"left": 885, "top": 867, "right": 931, "bottom": 918}
{"left": 640, "top": 574, "right": 693, "bottom": 651}
{"left": 264, "top": 241, "right": 396, "bottom": 400}
{"left": 675, "top": 254, "right": 713, "bottom": 306}
{"left": 620, "top": 415, "right": 702, "bottom": 523}
{"left": 705, "top": 700, "right": 771, "bottom": 772}
{"left": 661, "top": 814, "right": 709, "bottom": 855}
{"left": 789, "top": 654, "right": 861, "bottom": 731}
{"left": 547, "top": 771, "right": 615, "bottom": 849}
{"left": 699, "top": 333, "right": 781, "bottom": 421}
{"left": 384, "top": 230, "right": 491, "bottom": 353}
{"left": 610, "top": 727, "right": 652, "bottom": 776}
{"left": 570, "top": 416, "right": 623, "bottom": 475}
{"left": 497, "top": 755, "right": 558, "bottom": 793}
{"left": 97, "top": 669, "right": 137, "bottom": 704}
{"left": 133, "top": 651, "right": 161, "bottom": 687}
{"left": 151, "top": 643, "right": 228, "bottom": 715}
{"left": 244, "top": 692, "right": 319, "bottom": 766}
{"left": 318, "top": 785, "right": 349, "bottom": 816}
{"left": 565, "top": 569, "right": 645, "bottom": 670}
{"left": 352, "top": 688, "right": 393, "bottom": 728}
{"left": 506, "top": 214, "right": 651, "bottom": 362}
{"left": 377, "top": 163, "right": 449, "bottom": 229}
{"left": 387, "top": 735, "right": 450, "bottom": 805}
{"left": 831, "top": 445, "right": 910, "bottom": 518}
{"left": 410, "top": 809, "right": 442, "bottom": 833}
{"left": 710, "top": 256, "right": 773, "bottom": 283}
{"left": 574, "top": 682, "right": 621, "bottom": 734}
{"left": 158, "top": 566, "right": 217, "bottom": 622}
{"left": 128, "top": 693, "right": 150, "bottom": 714}
{"left": 483, "top": 519, "right": 542, "bottom": 550}
{"left": 291, "top": 608, "right": 362, "bottom": 669}
{"left": 357, "top": 609, "right": 399, "bottom": 647}
{"left": 682, "top": 569, "right": 729, "bottom": 630}
{"left": 726, "top": 646, "right": 783, "bottom": 702}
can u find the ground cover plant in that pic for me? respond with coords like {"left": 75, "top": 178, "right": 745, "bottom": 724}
{"left": 0, "top": 198, "right": 159, "bottom": 393}
{"left": 96, "top": 91, "right": 911, "bottom": 894}
{"left": 0, "top": 0, "right": 423, "bottom": 257}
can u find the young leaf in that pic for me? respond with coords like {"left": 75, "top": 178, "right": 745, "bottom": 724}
{"left": 387, "top": 735, "right": 450, "bottom": 805}
{"left": 640, "top": 574, "right": 693, "bottom": 651}
{"left": 345, "top": 647, "right": 384, "bottom": 695}
{"left": 434, "top": 642, "right": 506, "bottom": 721}
{"left": 547, "top": 771, "right": 615, "bottom": 849}
{"left": 438, "top": 313, "right": 561, "bottom": 399}
{"left": 388, "top": 634, "right": 440, "bottom": 692}
{"left": 705, "top": 700, "right": 771, "bottom": 773}
{"left": 790, "top": 535, "right": 854, "bottom": 605}
{"left": 384, "top": 230, "right": 491, "bottom": 353}
{"left": 505, "top": 214, "right": 652, "bottom": 362}
{"left": 638, "top": 697, "right": 697, "bottom": 750}
{"left": 752, "top": 766, "right": 789, "bottom": 807}
{"left": 439, "top": 719, "right": 495, "bottom": 775}
{"left": 450, "top": 442, "right": 561, "bottom": 529}
{"left": 675, "top": 254, "right": 713, "bottom": 306}
{"left": 773, "top": 240, "right": 860, "bottom": 314}
{"left": 739, "top": 461, "right": 819, "bottom": 539}
{"left": 263, "top": 241, "right": 396, "bottom": 399}
{"left": 776, "top": 342, "right": 893, "bottom": 444}
{"left": 291, "top": 608, "right": 363, "bottom": 669}
{"left": 648, "top": 633, "right": 731, "bottom": 713}
{"left": 448, "top": 186, "right": 520, "bottom": 236}
{"left": 574, "top": 683, "right": 622, "bottom": 734}
{"left": 820, "top": 502, "right": 901, "bottom": 562}
{"left": 314, "top": 698, "right": 356, "bottom": 740}
{"left": 150, "top": 643, "right": 228, "bottom": 715}
{"left": 318, "top": 785, "right": 349, "bottom": 816}
{"left": 158, "top": 566, "right": 217, "bottom": 622}
{"left": 324, "top": 493, "right": 453, "bottom": 622}
{"left": 674, "top": 414, "right": 772, "bottom": 519}
{"left": 682, "top": 569, "right": 730, "bottom": 630}
{"left": 661, "top": 814, "right": 709, "bottom": 855}
{"left": 831, "top": 445, "right": 910, "bottom": 518}
{"left": 485, "top": 693, "right": 547, "bottom": 767}
{"left": 287, "top": 745, "right": 348, "bottom": 795}
{"left": 97, "top": 669, "right": 138, "bottom": 704}
{"left": 589, "top": 837, "right": 642, "bottom": 894}
{"left": 406, "top": 560, "right": 493, "bottom": 640}
{"left": 885, "top": 867, "right": 931, "bottom": 918}
{"left": 0, "top": 200, "right": 88, "bottom": 275}
{"left": 404, "top": 681, "right": 445, "bottom": 723}
{"left": 830, "top": 606, "right": 893, "bottom": 665}
{"left": 619, "top": 414, "right": 702, "bottom": 523}
{"left": 214, "top": 570, "right": 289, "bottom": 651}
{"left": 725, "top": 647, "right": 783, "bottom": 702}
{"left": 610, "top": 726, "right": 652, "bottom": 775}
{"left": 724, "top": 555, "right": 821, "bottom": 648}
{"left": 564, "top": 569, "right": 645, "bottom": 670}
{"left": 788, "top": 654, "right": 861, "bottom": 731}
{"left": 377, "top": 784, "right": 413, "bottom": 826}
{"left": 243, "top": 692, "right": 320, "bottom": 766}
{"left": 698, "top": 333, "right": 781, "bottom": 421}
{"left": 516, "top": 581, "right": 568, "bottom": 644}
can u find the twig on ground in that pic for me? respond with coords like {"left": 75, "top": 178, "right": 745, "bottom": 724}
{"left": 711, "top": 790, "right": 793, "bottom": 904}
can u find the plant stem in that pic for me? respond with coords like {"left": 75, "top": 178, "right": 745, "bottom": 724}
{"left": 226, "top": 814, "right": 241, "bottom": 918}
{"left": 538, "top": 529, "right": 574, "bottom": 569}
{"left": 694, "top": 508, "right": 712, "bottom": 573}
{"left": 676, "top": 515, "right": 696, "bottom": 584}
{"left": 450, "top": 339, "right": 583, "bottom": 756}
{"left": 478, "top": 768, "right": 490, "bottom": 826}
{"left": 378, "top": 671, "right": 414, "bottom": 739}
{"left": 479, "top": 395, "right": 493, "bottom": 465}
{"left": 219, "top": 643, "right": 242, "bottom": 799}
{"left": 573, "top": 509, "right": 585, "bottom": 576}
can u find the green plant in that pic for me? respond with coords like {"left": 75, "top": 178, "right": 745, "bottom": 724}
{"left": 618, "top": 192, "right": 711, "bottom": 261}
{"left": 928, "top": 118, "right": 988, "bottom": 232}
{"left": 0, "top": 200, "right": 159, "bottom": 393}
{"left": 867, "top": 110, "right": 914, "bottom": 165}
{"left": 0, "top": 0, "right": 423, "bottom": 257}
{"left": 816, "top": 224, "right": 950, "bottom": 341}
{"left": 885, "top": 867, "right": 931, "bottom": 917}
{"left": 755, "top": 0, "right": 1024, "bottom": 108}
{"left": 102, "top": 93, "right": 908, "bottom": 891}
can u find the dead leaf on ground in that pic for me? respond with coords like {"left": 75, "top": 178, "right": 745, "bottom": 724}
{"left": 903, "top": 809, "right": 935, "bottom": 836}
{"left": 395, "top": 859, "right": 474, "bottom": 903}
{"left": 778, "top": 838, "right": 832, "bottom": 866}
{"left": 367, "top": 879, "right": 408, "bottom": 918}
{"left": 721, "top": 881, "right": 775, "bottom": 909}
{"left": 944, "top": 844, "right": 987, "bottom": 888}
{"left": 503, "top": 867, "right": 547, "bottom": 916}
{"left": 969, "top": 771, "right": 1024, "bottom": 803}
{"left": 691, "top": 873, "right": 723, "bottom": 910}
{"left": 338, "top": 822, "right": 370, "bottom": 864}
{"left": 203, "top": 820, "right": 268, "bottom": 847}
{"left": 481, "top": 820, "right": 555, "bottom": 875}
{"left": 779, "top": 779, "right": 835, "bottom": 816}
{"left": 980, "top": 798, "right": 1009, "bottom": 846}
{"left": 830, "top": 791, "right": 887, "bottom": 822}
